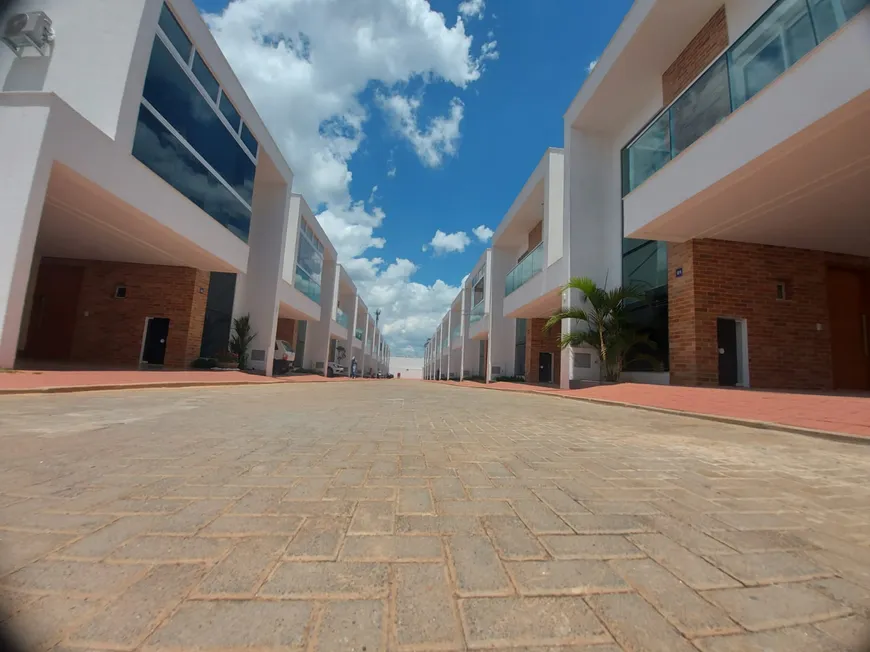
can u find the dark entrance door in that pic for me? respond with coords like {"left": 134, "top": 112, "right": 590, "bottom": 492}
{"left": 142, "top": 318, "right": 170, "bottom": 365}
{"left": 539, "top": 352, "right": 553, "bottom": 384}
{"left": 717, "top": 318, "right": 739, "bottom": 386}
{"left": 827, "top": 268, "right": 869, "bottom": 390}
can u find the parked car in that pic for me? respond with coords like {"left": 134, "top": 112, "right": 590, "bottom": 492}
{"left": 326, "top": 361, "right": 345, "bottom": 377}
{"left": 273, "top": 340, "right": 296, "bottom": 375}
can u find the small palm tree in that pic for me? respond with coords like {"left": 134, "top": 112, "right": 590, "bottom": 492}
{"left": 545, "top": 277, "right": 657, "bottom": 382}
{"left": 229, "top": 314, "right": 256, "bottom": 370}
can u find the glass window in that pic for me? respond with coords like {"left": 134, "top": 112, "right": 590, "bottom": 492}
{"left": 133, "top": 105, "right": 251, "bottom": 242}
{"left": 192, "top": 52, "right": 219, "bottom": 101}
{"left": 142, "top": 37, "right": 256, "bottom": 205}
{"left": 728, "top": 0, "right": 816, "bottom": 108}
{"left": 219, "top": 93, "right": 241, "bottom": 131}
{"left": 671, "top": 57, "right": 731, "bottom": 156}
{"left": 240, "top": 123, "right": 258, "bottom": 157}
{"left": 622, "top": 239, "right": 669, "bottom": 371}
{"left": 626, "top": 112, "right": 671, "bottom": 193}
{"left": 158, "top": 3, "right": 191, "bottom": 61}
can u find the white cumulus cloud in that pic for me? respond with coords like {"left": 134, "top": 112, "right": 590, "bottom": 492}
{"left": 428, "top": 230, "right": 471, "bottom": 254}
{"left": 472, "top": 225, "right": 494, "bottom": 242}
{"left": 378, "top": 94, "right": 465, "bottom": 168}
{"left": 202, "top": 0, "right": 495, "bottom": 354}
{"left": 458, "top": 0, "right": 486, "bottom": 20}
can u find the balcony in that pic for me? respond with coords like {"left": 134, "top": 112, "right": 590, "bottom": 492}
{"left": 294, "top": 268, "right": 321, "bottom": 304}
{"left": 336, "top": 308, "right": 349, "bottom": 329}
{"left": 355, "top": 328, "right": 363, "bottom": 341}
{"left": 469, "top": 300, "right": 485, "bottom": 324}
{"left": 505, "top": 242, "right": 544, "bottom": 296}
{"left": 623, "top": 0, "right": 868, "bottom": 196}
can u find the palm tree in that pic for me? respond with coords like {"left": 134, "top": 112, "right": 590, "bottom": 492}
{"left": 544, "top": 277, "right": 657, "bottom": 382}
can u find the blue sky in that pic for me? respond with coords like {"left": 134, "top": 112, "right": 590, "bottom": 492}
{"left": 196, "top": 0, "right": 632, "bottom": 355}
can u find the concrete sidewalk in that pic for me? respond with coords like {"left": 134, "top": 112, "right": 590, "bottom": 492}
{"left": 438, "top": 380, "right": 870, "bottom": 439}
{"left": 0, "top": 369, "right": 356, "bottom": 394}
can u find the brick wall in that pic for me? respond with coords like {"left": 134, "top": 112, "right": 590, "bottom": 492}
{"left": 37, "top": 258, "right": 208, "bottom": 368}
{"left": 668, "top": 239, "right": 870, "bottom": 390}
{"left": 662, "top": 7, "right": 728, "bottom": 104}
{"left": 524, "top": 318, "right": 561, "bottom": 384}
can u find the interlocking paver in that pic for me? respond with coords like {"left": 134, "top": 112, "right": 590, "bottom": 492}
{"left": 259, "top": 561, "right": 389, "bottom": 599}
{"left": 145, "top": 600, "right": 313, "bottom": 650}
{"left": 460, "top": 596, "right": 612, "bottom": 648}
{"left": 483, "top": 515, "right": 548, "bottom": 559}
{"left": 447, "top": 533, "right": 513, "bottom": 596}
{"left": 703, "top": 584, "right": 852, "bottom": 631}
{"left": 395, "top": 563, "right": 463, "bottom": 648}
{"left": 505, "top": 559, "right": 628, "bottom": 596}
{"left": 2, "top": 381, "right": 870, "bottom": 651}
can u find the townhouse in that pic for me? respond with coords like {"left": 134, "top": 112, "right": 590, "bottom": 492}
{"left": 431, "top": 0, "right": 869, "bottom": 392}
{"left": 0, "top": 0, "right": 386, "bottom": 376}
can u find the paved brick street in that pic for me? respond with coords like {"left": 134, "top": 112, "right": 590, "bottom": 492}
{"left": 0, "top": 381, "right": 869, "bottom": 651}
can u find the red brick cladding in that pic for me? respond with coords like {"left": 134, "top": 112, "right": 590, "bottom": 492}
{"left": 525, "top": 318, "right": 561, "bottom": 384}
{"left": 41, "top": 258, "right": 208, "bottom": 368}
{"left": 662, "top": 7, "right": 729, "bottom": 104}
{"left": 276, "top": 318, "right": 298, "bottom": 346}
{"left": 667, "top": 239, "right": 870, "bottom": 390}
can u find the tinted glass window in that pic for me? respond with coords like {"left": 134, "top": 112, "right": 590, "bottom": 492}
{"left": 240, "top": 122, "right": 258, "bottom": 156}
{"left": 133, "top": 105, "right": 251, "bottom": 242}
{"left": 158, "top": 4, "right": 191, "bottom": 60}
{"left": 142, "top": 37, "right": 255, "bottom": 205}
{"left": 219, "top": 93, "right": 241, "bottom": 131}
{"left": 192, "top": 52, "right": 219, "bottom": 101}
{"left": 297, "top": 232, "right": 324, "bottom": 283}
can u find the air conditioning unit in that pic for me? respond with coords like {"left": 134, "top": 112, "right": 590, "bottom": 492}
{"left": 2, "top": 12, "right": 54, "bottom": 57}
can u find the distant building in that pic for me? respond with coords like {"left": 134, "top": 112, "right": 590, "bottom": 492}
{"left": 390, "top": 357, "right": 423, "bottom": 379}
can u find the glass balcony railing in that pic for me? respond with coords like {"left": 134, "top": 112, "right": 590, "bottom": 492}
{"left": 355, "top": 328, "right": 363, "bottom": 341}
{"left": 451, "top": 324, "right": 462, "bottom": 341}
{"left": 294, "top": 267, "right": 321, "bottom": 303}
{"left": 469, "top": 299, "right": 485, "bottom": 324}
{"left": 336, "top": 308, "right": 349, "bottom": 329}
{"left": 505, "top": 242, "right": 544, "bottom": 296}
{"left": 622, "top": 0, "right": 868, "bottom": 196}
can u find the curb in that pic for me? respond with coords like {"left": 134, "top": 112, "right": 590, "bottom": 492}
{"left": 0, "top": 380, "right": 280, "bottom": 395}
{"left": 431, "top": 380, "right": 870, "bottom": 446}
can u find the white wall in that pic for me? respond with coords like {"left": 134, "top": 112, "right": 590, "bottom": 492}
{"left": 0, "top": 0, "right": 152, "bottom": 139}
{"left": 724, "top": 0, "right": 776, "bottom": 44}
{"left": 545, "top": 150, "right": 565, "bottom": 268}
{"left": 488, "top": 247, "right": 516, "bottom": 380}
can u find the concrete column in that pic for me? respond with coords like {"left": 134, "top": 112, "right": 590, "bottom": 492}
{"left": 362, "top": 315, "right": 371, "bottom": 376}
{"left": 345, "top": 295, "right": 359, "bottom": 377}
{"left": 0, "top": 106, "right": 52, "bottom": 368}
{"left": 488, "top": 247, "right": 516, "bottom": 382}
{"left": 237, "top": 157, "right": 291, "bottom": 377}
{"left": 305, "top": 258, "right": 336, "bottom": 376}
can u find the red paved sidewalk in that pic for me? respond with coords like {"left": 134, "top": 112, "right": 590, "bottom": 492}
{"left": 0, "top": 370, "right": 355, "bottom": 394}
{"left": 437, "top": 380, "right": 870, "bottom": 438}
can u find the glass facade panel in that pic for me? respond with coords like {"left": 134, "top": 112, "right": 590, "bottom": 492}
{"left": 240, "top": 122, "right": 259, "bottom": 157}
{"left": 469, "top": 299, "right": 485, "bottom": 324}
{"left": 505, "top": 243, "right": 544, "bottom": 296}
{"left": 219, "top": 93, "right": 241, "bottom": 131}
{"left": 728, "top": 0, "right": 816, "bottom": 109}
{"left": 295, "top": 224, "right": 324, "bottom": 304}
{"left": 671, "top": 57, "right": 731, "bottom": 156}
{"left": 626, "top": 112, "right": 671, "bottom": 192}
{"left": 192, "top": 52, "right": 219, "bottom": 101}
{"left": 158, "top": 3, "right": 191, "bottom": 60}
{"left": 622, "top": 239, "right": 669, "bottom": 371}
{"left": 336, "top": 308, "right": 350, "bottom": 329}
{"left": 133, "top": 106, "right": 251, "bottom": 241}
{"left": 142, "top": 37, "right": 255, "bottom": 206}
{"left": 355, "top": 328, "right": 363, "bottom": 341}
